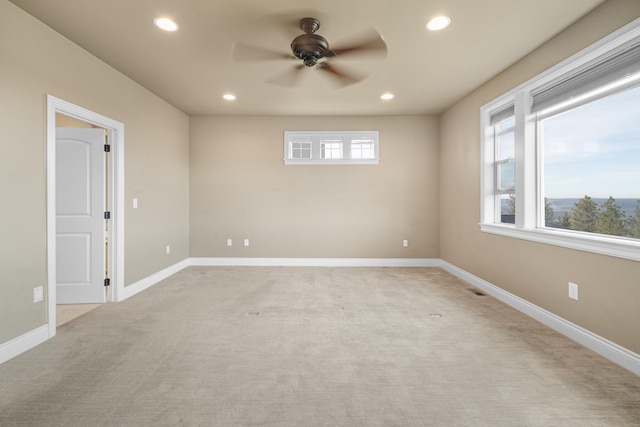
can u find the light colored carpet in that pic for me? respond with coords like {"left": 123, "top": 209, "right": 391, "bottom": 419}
{"left": 1, "top": 267, "right": 639, "bottom": 426}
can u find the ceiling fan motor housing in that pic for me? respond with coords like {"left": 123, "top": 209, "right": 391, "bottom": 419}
{"left": 291, "top": 33, "right": 330, "bottom": 67}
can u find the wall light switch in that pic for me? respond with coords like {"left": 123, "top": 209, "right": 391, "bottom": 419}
{"left": 568, "top": 282, "right": 579, "bottom": 300}
{"left": 227, "top": 239, "right": 233, "bottom": 247}
{"left": 244, "top": 239, "right": 250, "bottom": 247}
{"left": 133, "top": 198, "right": 138, "bottom": 209}
{"left": 166, "top": 245, "right": 171, "bottom": 254}
{"left": 403, "top": 240, "right": 409, "bottom": 247}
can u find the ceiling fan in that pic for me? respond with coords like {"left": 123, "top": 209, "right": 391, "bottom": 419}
{"left": 232, "top": 17, "right": 387, "bottom": 87}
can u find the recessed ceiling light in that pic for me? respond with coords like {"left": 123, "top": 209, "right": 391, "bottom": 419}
{"left": 154, "top": 17, "right": 179, "bottom": 32}
{"left": 426, "top": 15, "right": 451, "bottom": 31}
{"left": 223, "top": 94, "right": 236, "bottom": 101}
{"left": 380, "top": 93, "right": 394, "bottom": 100}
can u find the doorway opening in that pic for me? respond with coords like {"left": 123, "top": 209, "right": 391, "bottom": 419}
{"left": 46, "top": 95, "right": 125, "bottom": 338}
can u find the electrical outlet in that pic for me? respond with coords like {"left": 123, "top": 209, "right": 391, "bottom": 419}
{"left": 568, "top": 282, "right": 579, "bottom": 300}
{"left": 166, "top": 245, "right": 170, "bottom": 254}
{"left": 227, "top": 239, "right": 233, "bottom": 247}
{"left": 33, "top": 286, "right": 44, "bottom": 303}
{"left": 133, "top": 198, "right": 138, "bottom": 209}
{"left": 244, "top": 239, "right": 250, "bottom": 247}
{"left": 403, "top": 239, "right": 409, "bottom": 247}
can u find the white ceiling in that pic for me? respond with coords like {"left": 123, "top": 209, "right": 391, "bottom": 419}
{"left": 10, "top": 0, "right": 605, "bottom": 116}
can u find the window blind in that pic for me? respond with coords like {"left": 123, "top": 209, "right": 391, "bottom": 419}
{"left": 489, "top": 104, "right": 515, "bottom": 125}
{"left": 531, "top": 37, "right": 640, "bottom": 113}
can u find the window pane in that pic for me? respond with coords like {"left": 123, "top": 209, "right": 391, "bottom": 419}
{"left": 290, "top": 141, "right": 311, "bottom": 159}
{"left": 351, "top": 139, "right": 374, "bottom": 159}
{"left": 499, "top": 194, "right": 516, "bottom": 224}
{"left": 494, "top": 116, "right": 516, "bottom": 224}
{"left": 498, "top": 116, "right": 515, "bottom": 132}
{"left": 320, "top": 141, "right": 343, "bottom": 159}
{"left": 497, "top": 161, "right": 515, "bottom": 192}
{"left": 541, "top": 84, "right": 640, "bottom": 238}
{"left": 497, "top": 132, "right": 514, "bottom": 160}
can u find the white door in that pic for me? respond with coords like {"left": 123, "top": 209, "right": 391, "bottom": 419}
{"left": 56, "top": 128, "right": 107, "bottom": 304}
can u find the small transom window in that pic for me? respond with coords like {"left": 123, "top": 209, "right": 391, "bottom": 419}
{"left": 284, "top": 131, "right": 379, "bottom": 165}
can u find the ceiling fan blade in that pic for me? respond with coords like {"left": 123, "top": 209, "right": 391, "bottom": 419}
{"left": 267, "top": 64, "right": 306, "bottom": 87}
{"left": 318, "top": 62, "right": 366, "bottom": 87}
{"left": 231, "top": 42, "right": 294, "bottom": 62}
{"left": 326, "top": 29, "right": 387, "bottom": 58}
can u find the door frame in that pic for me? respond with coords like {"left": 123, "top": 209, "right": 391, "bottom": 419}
{"left": 46, "top": 95, "right": 125, "bottom": 337}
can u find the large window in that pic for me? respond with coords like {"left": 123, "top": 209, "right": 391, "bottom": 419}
{"left": 540, "top": 85, "right": 640, "bottom": 237}
{"left": 284, "top": 131, "right": 379, "bottom": 165}
{"left": 481, "top": 18, "right": 640, "bottom": 261}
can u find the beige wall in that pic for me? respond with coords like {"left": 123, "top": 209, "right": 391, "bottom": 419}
{"left": 0, "top": 1, "right": 190, "bottom": 344}
{"left": 3, "top": 0, "right": 640, "bottom": 363}
{"left": 190, "top": 116, "right": 439, "bottom": 258}
{"left": 439, "top": 0, "right": 640, "bottom": 354}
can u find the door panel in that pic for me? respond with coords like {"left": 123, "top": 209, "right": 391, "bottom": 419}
{"left": 56, "top": 128, "right": 106, "bottom": 304}
{"left": 57, "top": 139, "right": 92, "bottom": 215}
{"left": 56, "top": 233, "right": 91, "bottom": 283}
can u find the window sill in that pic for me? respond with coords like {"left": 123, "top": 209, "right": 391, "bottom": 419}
{"left": 480, "top": 223, "right": 640, "bottom": 262}
{"left": 283, "top": 159, "right": 379, "bottom": 166}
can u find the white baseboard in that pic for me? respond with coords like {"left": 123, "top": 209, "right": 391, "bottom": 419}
{"left": 189, "top": 257, "right": 440, "bottom": 267}
{"left": 0, "top": 324, "right": 49, "bottom": 365}
{"left": 119, "top": 258, "right": 191, "bottom": 301}
{"left": 438, "top": 260, "right": 640, "bottom": 376}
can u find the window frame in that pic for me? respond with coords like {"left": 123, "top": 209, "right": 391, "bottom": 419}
{"left": 480, "top": 18, "right": 640, "bottom": 262}
{"left": 284, "top": 131, "right": 379, "bottom": 165}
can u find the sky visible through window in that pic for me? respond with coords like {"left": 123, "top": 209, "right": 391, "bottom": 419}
{"left": 542, "top": 84, "right": 640, "bottom": 199}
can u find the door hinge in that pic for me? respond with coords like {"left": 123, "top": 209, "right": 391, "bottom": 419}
{"left": 104, "top": 211, "right": 111, "bottom": 220}
{"left": 104, "top": 278, "right": 110, "bottom": 287}
{"left": 104, "top": 144, "right": 111, "bottom": 152}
